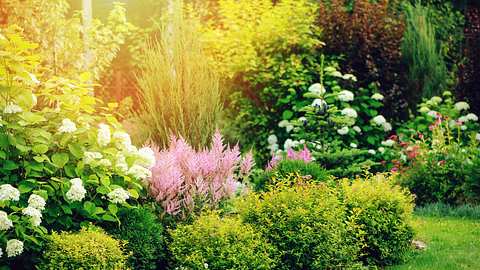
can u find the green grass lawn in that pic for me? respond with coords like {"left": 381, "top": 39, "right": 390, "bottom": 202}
{"left": 389, "top": 216, "right": 480, "bottom": 270}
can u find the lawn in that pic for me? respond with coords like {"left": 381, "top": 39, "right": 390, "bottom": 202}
{"left": 390, "top": 216, "right": 480, "bottom": 270}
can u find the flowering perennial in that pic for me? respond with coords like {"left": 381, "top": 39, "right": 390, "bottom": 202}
{"left": 58, "top": 118, "right": 77, "bottom": 133}
{"left": 0, "top": 211, "right": 13, "bottom": 231}
{"left": 65, "top": 178, "right": 87, "bottom": 202}
{"left": 148, "top": 132, "right": 251, "bottom": 218}
{"left": 0, "top": 184, "right": 20, "bottom": 202}
{"left": 6, "top": 239, "right": 23, "bottom": 257}
{"left": 107, "top": 188, "right": 130, "bottom": 204}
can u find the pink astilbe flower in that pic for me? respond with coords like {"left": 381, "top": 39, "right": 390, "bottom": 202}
{"left": 267, "top": 145, "right": 312, "bottom": 170}
{"left": 148, "top": 131, "right": 251, "bottom": 219}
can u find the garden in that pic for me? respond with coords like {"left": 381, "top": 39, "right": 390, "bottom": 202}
{"left": 0, "top": 0, "right": 479, "bottom": 269}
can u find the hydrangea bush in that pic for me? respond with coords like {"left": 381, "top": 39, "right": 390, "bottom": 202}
{"left": 0, "top": 28, "right": 152, "bottom": 262}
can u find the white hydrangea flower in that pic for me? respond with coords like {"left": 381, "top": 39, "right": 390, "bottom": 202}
{"left": 461, "top": 125, "right": 467, "bottom": 131}
{"left": 465, "top": 113, "right": 478, "bottom": 122}
{"left": 381, "top": 139, "right": 395, "bottom": 147}
{"left": 337, "top": 126, "right": 349, "bottom": 135}
{"left": 136, "top": 147, "right": 156, "bottom": 168}
{"left": 6, "top": 239, "right": 23, "bottom": 257}
{"left": 286, "top": 124, "right": 294, "bottom": 133}
{"left": 311, "top": 98, "right": 328, "bottom": 109}
{"left": 267, "top": 135, "right": 278, "bottom": 145}
{"left": 430, "top": 96, "right": 442, "bottom": 104}
{"left": 419, "top": 106, "right": 430, "bottom": 113}
{"left": 128, "top": 165, "right": 152, "bottom": 181}
{"left": 341, "top": 108, "right": 358, "bottom": 118}
{"left": 22, "top": 206, "right": 42, "bottom": 227}
{"left": 353, "top": 126, "right": 361, "bottom": 133}
{"left": 284, "top": 138, "right": 299, "bottom": 150}
{"left": 66, "top": 178, "right": 87, "bottom": 202}
{"left": 350, "top": 143, "right": 357, "bottom": 148}
{"left": 97, "top": 124, "right": 111, "bottom": 147}
{"left": 458, "top": 116, "right": 468, "bottom": 123}
{"left": 83, "top": 151, "right": 103, "bottom": 164}
{"left": 28, "top": 194, "right": 46, "bottom": 211}
{"left": 378, "top": 147, "right": 385, "bottom": 154}
{"left": 476, "top": 133, "right": 480, "bottom": 141}
{"left": 298, "top": 117, "right": 307, "bottom": 124}
{"left": 383, "top": 122, "right": 392, "bottom": 132}
{"left": 368, "top": 149, "right": 376, "bottom": 155}
{"left": 342, "top": 74, "right": 357, "bottom": 81}
{"left": 427, "top": 110, "right": 438, "bottom": 118}
{"left": 107, "top": 188, "right": 130, "bottom": 204}
{"left": 113, "top": 131, "right": 132, "bottom": 149}
{"left": 372, "top": 115, "right": 387, "bottom": 126}
{"left": 0, "top": 184, "right": 20, "bottom": 202}
{"left": 454, "top": 101, "right": 470, "bottom": 111}
{"left": 338, "top": 90, "right": 354, "bottom": 102}
{"left": 3, "top": 103, "right": 22, "bottom": 114}
{"left": 371, "top": 93, "right": 384, "bottom": 101}
{"left": 58, "top": 118, "right": 77, "bottom": 133}
{"left": 278, "top": 120, "right": 290, "bottom": 128}
{"left": 115, "top": 154, "right": 129, "bottom": 174}
{"left": 308, "top": 83, "right": 326, "bottom": 95}
{"left": 97, "top": 159, "right": 112, "bottom": 167}
{"left": 0, "top": 211, "right": 13, "bottom": 231}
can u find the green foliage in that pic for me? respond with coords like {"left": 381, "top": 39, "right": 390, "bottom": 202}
{"left": 169, "top": 212, "right": 279, "bottom": 270}
{"left": 313, "top": 148, "right": 378, "bottom": 178}
{"left": 401, "top": 2, "right": 448, "bottom": 100}
{"left": 0, "top": 28, "right": 149, "bottom": 263}
{"left": 38, "top": 227, "right": 130, "bottom": 270}
{"left": 135, "top": 2, "right": 222, "bottom": 149}
{"left": 338, "top": 174, "right": 415, "bottom": 266}
{"left": 4, "top": 0, "right": 134, "bottom": 81}
{"left": 236, "top": 183, "right": 362, "bottom": 270}
{"left": 108, "top": 207, "right": 166, "bottom": 270}
{"left": 415, "top": 203, "right": 480, "bottom": 219}
{"left": 252, "top": 159, "right": 330, "bottom": 191}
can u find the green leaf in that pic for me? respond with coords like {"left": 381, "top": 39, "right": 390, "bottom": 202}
{"left": 68, "top": 143, "right": 83, "bottom": 159}
{"left": 128, "top": 189, "right": 139, "bottom": 199}
{"left": 282, "top": 110, "right": 294, "bottom": 120}
{"left": 51, "top": 153, "right": 69, "bottom": 168}
{"left": 0, "top": 150, "right": 6, "bottom": 159}
{"left": 83, "top": 201, "right": 96, "bottom": 216}
{"left": 61, "top": 205, "right": 72, "bottom": 215}
{"left": 95, "top": 207, "right": 106, "bottom": 215}
{"left": 19, "top": 112, "right": 46, "bottom": 125}
{"left": 102, "top": 214, "right": 117, "bottom": 222}
{"left": 32, "top": 144, "right": 49, "bottom": 154}
{"left": 108, "top": 204, "right": 118, "bottom": 215}
{"left": 100, "top": 176, "right": 110, "bottom": 187}
{"left": 64, "top": 164, "right": 76, "bottom": 178}
{"left": 96, "top": 186, "right": 109, "bottom": 195}
{"left": 18, "top": 181, "right": 35, "bottom": 193}
{"left": 367, "top": 136, "right": 376, "bottom": 145}
{"left": 3, "top": 160, "right": 18, "bottom": 171}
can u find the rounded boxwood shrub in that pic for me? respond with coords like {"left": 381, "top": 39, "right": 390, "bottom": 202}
{"left": 338, "top": 174, "right": 415, "bottom": 266}
{"left": 169, "top": 212, "right": 278, "bottom": 270}
{"left": 252, "top": 159, "right": 330, "bottom": 191}
{"left": 236, "top": 181, "right": 362, "bottom": 270}
{"left": 38, "top": 227, "right": 130, "bottom": 270}
{"left": 107, "top": 207, "right": 166, "bottom": 270}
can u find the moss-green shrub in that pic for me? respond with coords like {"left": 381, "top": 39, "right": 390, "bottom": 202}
{"left": 38, "top": 227, "right": 130, "bottom": 270}
{"left": 252, "top": 159, "right": 330, "bottom": 191}
{"left": 169, "top": 212, "right": 278, "bottom": 270}
{"left": 236, "top": 183, "right": 362, "bottom": 270}
{"left": 108, "top": 207, "right": 166, "bottom": 270}
{"left": 339, "top": 174, "right": 415, "bottom": 266}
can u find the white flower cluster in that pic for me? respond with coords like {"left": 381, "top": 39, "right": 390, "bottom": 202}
{"left": 284, "top": 138, "right": 300, "bottom": 150}
{"left": 308, "top": 83, "right": 326, "bottom": 96}
{"left": 136, "top": 147, "right": 156, "bottom": 168}
{"left": 381, "top": 139, "right": 395, "bottom": 147}
{"left": 0, "top": 184, "right": 20, "bottom": 202}
{"left": 371, "top": 93, "right": 384, "bottom": 101}
{"left": 476, "top": 133, "right": 480, "bottom": 141}
{"left": 127, "top": 165, "right": 152, "bottom": 181}
{"left": 107, "top": 188, "right": 130, "bottom": 204}
{"left": 458, "top": 113, "right": 478, "bottom": 123}
{"left": 66, "top": 178, "right": 87, "bottom": 202}
{"left": 428, "top": 96, "right": 443, "bottom": 105}
{"left": 341, "top": 108, "right": 358, "bottom": 118}
{"left": 22, "top": 206, "right": 42, "bottom": 227}
{"left": 58, "top": 118, "right": 77, "bottom": 133}
{"left": 115, "top": 154, "right": 129, "bottom": 174}
{"left": 113, "top": 131, "right": 132, "bottom": 149}
{"left": 0, "top": 211, "right": 13, "bottom": 231}
{"left": 267, "top": 134, "right": 279, "bottom": 152}
{"left": 350, "top": 143, "right": 357, "bottom": 148}
{"left": 28, "top": 194, "right": 46, "bottom": 211}
{"left": 371, "top": 115, "right": 392, "bottom": 132}
{"left": 97, "top": 123, "right": 111, "bottom": 147}
{"left": 279, "top": 120, "right": 294, "bottom": 133}
{"left": 427, "top": 110, "right": 439, "bottom": 118}
{"left": 368, "top": 149, "right": 376, "bottom": 155}
{"left": 353, "top": 126, "right": 361, "bottom": 133}
{"left": 338, "top": 90, "right": 354, "bottom": 102}
{"left": 6, "top": 239, "right": 23, "bottom": 257}
{"left": 454, "top": 101, "right": 470, "bottom": 111}
{"left": 84, "top": 151, "right": 103, "bottom": 165}
{"left": 3, "top": 103, "right": 22, "bottom": 114}
{"left": 337, "top": 126, "right": 349, "bottom": 135}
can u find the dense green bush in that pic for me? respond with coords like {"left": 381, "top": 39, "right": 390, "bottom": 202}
{"left": 338, "top": 174, "right": 415, "bottom": 266}
{"left": 236, "top": 183, "right": 362, "bottom": 270}
{"left": 107, "top": 207, "right": 166, "bottom": 270}
{"left": 169, "top": 212, "right": 278, "bottom": 270}
{"left": 38, "top": 227, "right": 130, "bottom": 270}
{"left": 252, "top": 159, "right": 330, "bottom": 191}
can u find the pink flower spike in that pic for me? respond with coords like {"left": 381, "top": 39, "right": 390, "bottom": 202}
{"left": 240, "top": 151, "right": 255, "bottom": 176}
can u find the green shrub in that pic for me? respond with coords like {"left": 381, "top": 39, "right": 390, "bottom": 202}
{"left": 401, "top": 2, "right": 448, "bottom": 101}
{"left": 38, "top": 227, "right": 130, "bottom": 270}
{"left": 252, "top": 159, "right": 330, "bottom": 191}
{"left": 107, "top": 207, "right": 166, "bottom": 270}
{"left": 169, "top": 212, "right": 278, "bottom": 270}
{"left": 338, "top": 174, "right": 415, "bottom": 266}
{"left": 236, "top": 183, "right": 362, "bottom": 270}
